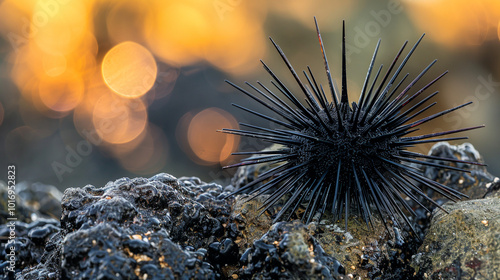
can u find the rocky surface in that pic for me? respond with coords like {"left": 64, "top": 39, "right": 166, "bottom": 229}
{"left": 1, "top": 142, "right": 499, "bottom": 279}
{"left": 411, "top": 197, "right": 500, "bottom": 279}
{"left": 423, "top": 142, "right": 497, "bottom": 199}
{"left": 1, "top": 174, "right": 343, "bottom": 279}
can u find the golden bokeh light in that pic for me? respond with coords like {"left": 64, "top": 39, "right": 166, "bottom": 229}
{"left": 102, "top": 41, "right": 157, "bottom": 98}
{"left": 145, "top": 0, "right": 267, "bottom": 75}
{"left": 105, "top": 124, "right": 148, "bottom": 156}
{"left": 405, "top": 0, "right": 500, "bottom": 47}
{"left": 92, "top": 93, "right": 148, "bottom": 144}
{"left": 106, "top": 0, "right": 152, "bottom": 44}
{"left": 38, "top": 70, "right": 84, "bottom": 112}
{"left": 73, "top": 73, "right": 113, "bottom": 142}
{"left": 1, "top": 0, "right": 497, "bottom": 181}
{"left": 202, "top": 13, "right": 266, "bottom": 73}
{"left": 42, "top": 53, "right": 67, "bottom": 77}
{"left": 145, "top": 1, "right": 212, "bottom": 66}
{"left": 9, "top": 32, "right": 97, "bottom": 117}
{"left": 32, "top": 0, "right": 89, "bottom": 55}
{"left": 498, "top": 21, "right": 500, "bottom": 41}
{"left": 186, "top": 108, "right": 239, "bottom": 165}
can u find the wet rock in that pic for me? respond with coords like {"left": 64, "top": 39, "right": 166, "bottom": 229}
{"left": 423, "top": 142, "right": 497, "bottom": 199}
{"left": 0, "top": 181, "right": 61, "bottom": 279}
{"left": 61, "top": 223, "right": 217, "bottom": 279}
{"left": 0, "top": 181, "right": 62, "bottom": 225}
{"left": 237, "top": 221, "right": 344, "bottom": 279}
{"left": 17, "top": 173, "right": 235, "bottom": 279}
{"left": 4, "top": 141, "right": 498, "bottom": 280}
{"left": 411, "top": 198, "right": 500, "bottom": 279}
{"left": 314, "top": 214, "right": 420, "bottom": 280}
{"left": 0, "top": 218, "right": 60, "bottom": 279}
{"left": 484, "top": 178, "right": 500, "bottom": 198}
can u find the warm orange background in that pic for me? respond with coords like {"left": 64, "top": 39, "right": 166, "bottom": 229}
{"left": 0, "top": 0, "right": 499, "bottom": 188}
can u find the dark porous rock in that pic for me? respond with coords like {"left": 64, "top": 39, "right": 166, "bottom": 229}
{"left": 0, "top": 181, "right": 62, "bottom": 224}
{"left": 18, "top": 173, "right": 238, "bottom": 279}
{"left": 0, "top": 180, "right": 62, "bottom": 279}
{"left": 61, "top": 223, "right": 217, "bottom": 279}
{"left": 411, "top": 198, "right": 500, "bottom": 279}
{"left": 7, "top": 141, "right": 499, "bottom": 280}
{"left": 237, "top": 221, "right": 344, "bottom": 279}
{"left": 0, "top": 218, "right": 60, "bottom": 279}
{"left": 423, "top": 142, "right": 498, "bottom": 199}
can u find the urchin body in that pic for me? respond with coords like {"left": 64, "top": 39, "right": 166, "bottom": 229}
{"left": 221, "top": 19, "right": 483, "bottom": 234}
{"left": 294, "top": 116, "right": 395, "bottom": 181}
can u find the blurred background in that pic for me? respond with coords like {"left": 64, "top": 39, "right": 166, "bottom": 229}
{"left": 0, "top": 0, "right": 499, "bottom": 190}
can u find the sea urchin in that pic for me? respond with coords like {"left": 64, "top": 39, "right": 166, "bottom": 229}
{"left": 220, "top": 18, "right": 484, "bottom": 234}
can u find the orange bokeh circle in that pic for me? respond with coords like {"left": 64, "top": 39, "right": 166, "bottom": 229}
{"left": 187, "top": 108, "right": 239, "bottom": 165}
{"left": 102, "top": 41, "right": 157, "bottom": 98}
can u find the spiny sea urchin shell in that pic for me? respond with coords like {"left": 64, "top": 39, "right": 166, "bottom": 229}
{"left": 220, "top": 18, "right": 484, "bottom": 234}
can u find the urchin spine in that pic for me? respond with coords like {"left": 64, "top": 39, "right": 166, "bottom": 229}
{"left": 220, "top": 18, "right": 484, "bottom": 235}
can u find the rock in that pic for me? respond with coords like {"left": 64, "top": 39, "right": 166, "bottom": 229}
{"left": 315, "top": 217, "right": 420, "bottom": 280}
{"left": 484, "top": 178, "right": 500, "bottom": 198}
{"left": 0, "top": 181, "right": 62, "bottom": 279}
{"left": 18, "top": 173, "right": 234, "bottom": 279}
{"left": 423, "top": 142, "right": 498, "bottom": 199}
{"left": 228, "top": 193, "right": 419, "bottom": 279}
{"left": 411, "top": 198, "right": 500, "bottom": 279}
{"left": 0, "top": 218, "right": 60, "bottom": 279}
{"left": 0, "top": 181, "right": 62, "bottom": 225}
{"left": 3, "top": 141, "right": 499, "bottom": 279}
{"left": 237, "top": 221, "right": 344, "bottom": 279}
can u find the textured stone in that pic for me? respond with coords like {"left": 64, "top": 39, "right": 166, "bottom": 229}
{"left": 411, "top": 198, "right": 500, "bottom": 279}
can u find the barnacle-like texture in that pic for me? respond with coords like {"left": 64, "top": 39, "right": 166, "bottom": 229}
{"left": 238, "top": 221, "right": 345, "bottom": 279}
{"left": 222, "top": 19, "right": 484, "bottom": 235}
{"left": 18, "top": 174, "right": 233, "bottom": 279}
{"left": 4, "top": 175, "right": 347, "bottom": 279}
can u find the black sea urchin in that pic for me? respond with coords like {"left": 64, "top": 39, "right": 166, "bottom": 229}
{"left": 220, "top": 18, "right": 484, "bottom": 234}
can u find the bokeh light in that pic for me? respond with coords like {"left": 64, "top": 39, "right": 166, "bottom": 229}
{"left": 42, "top": 53, "right": 67, "bottom": 77}
{"left": 498, "top": 21, "right": 500, "bottom": 41}
{"left": 186, "top": 108, "right": 239, "bottom": 165}
{"left": 38, "top": 70, "right": 84, "bottom": 112}
{"left": 105, "top": 0, "right": 152, "bottom": 44}
{"left": 144, "top": 0, "right": 267, "bottom": 74}
{"left": 0, "top": 0, "right": 498, "bottom": 188}
{"left": 32, "top": 0, "right": 89, "bottom": 55}
{"left": 102, "top": 41, "right": 157, "bottom": 98}
{"left": 405, "top": 0, "right": 500, "bottom": 47}
{"left": 92, "top": 93, "right": 148, "bottom": 144}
